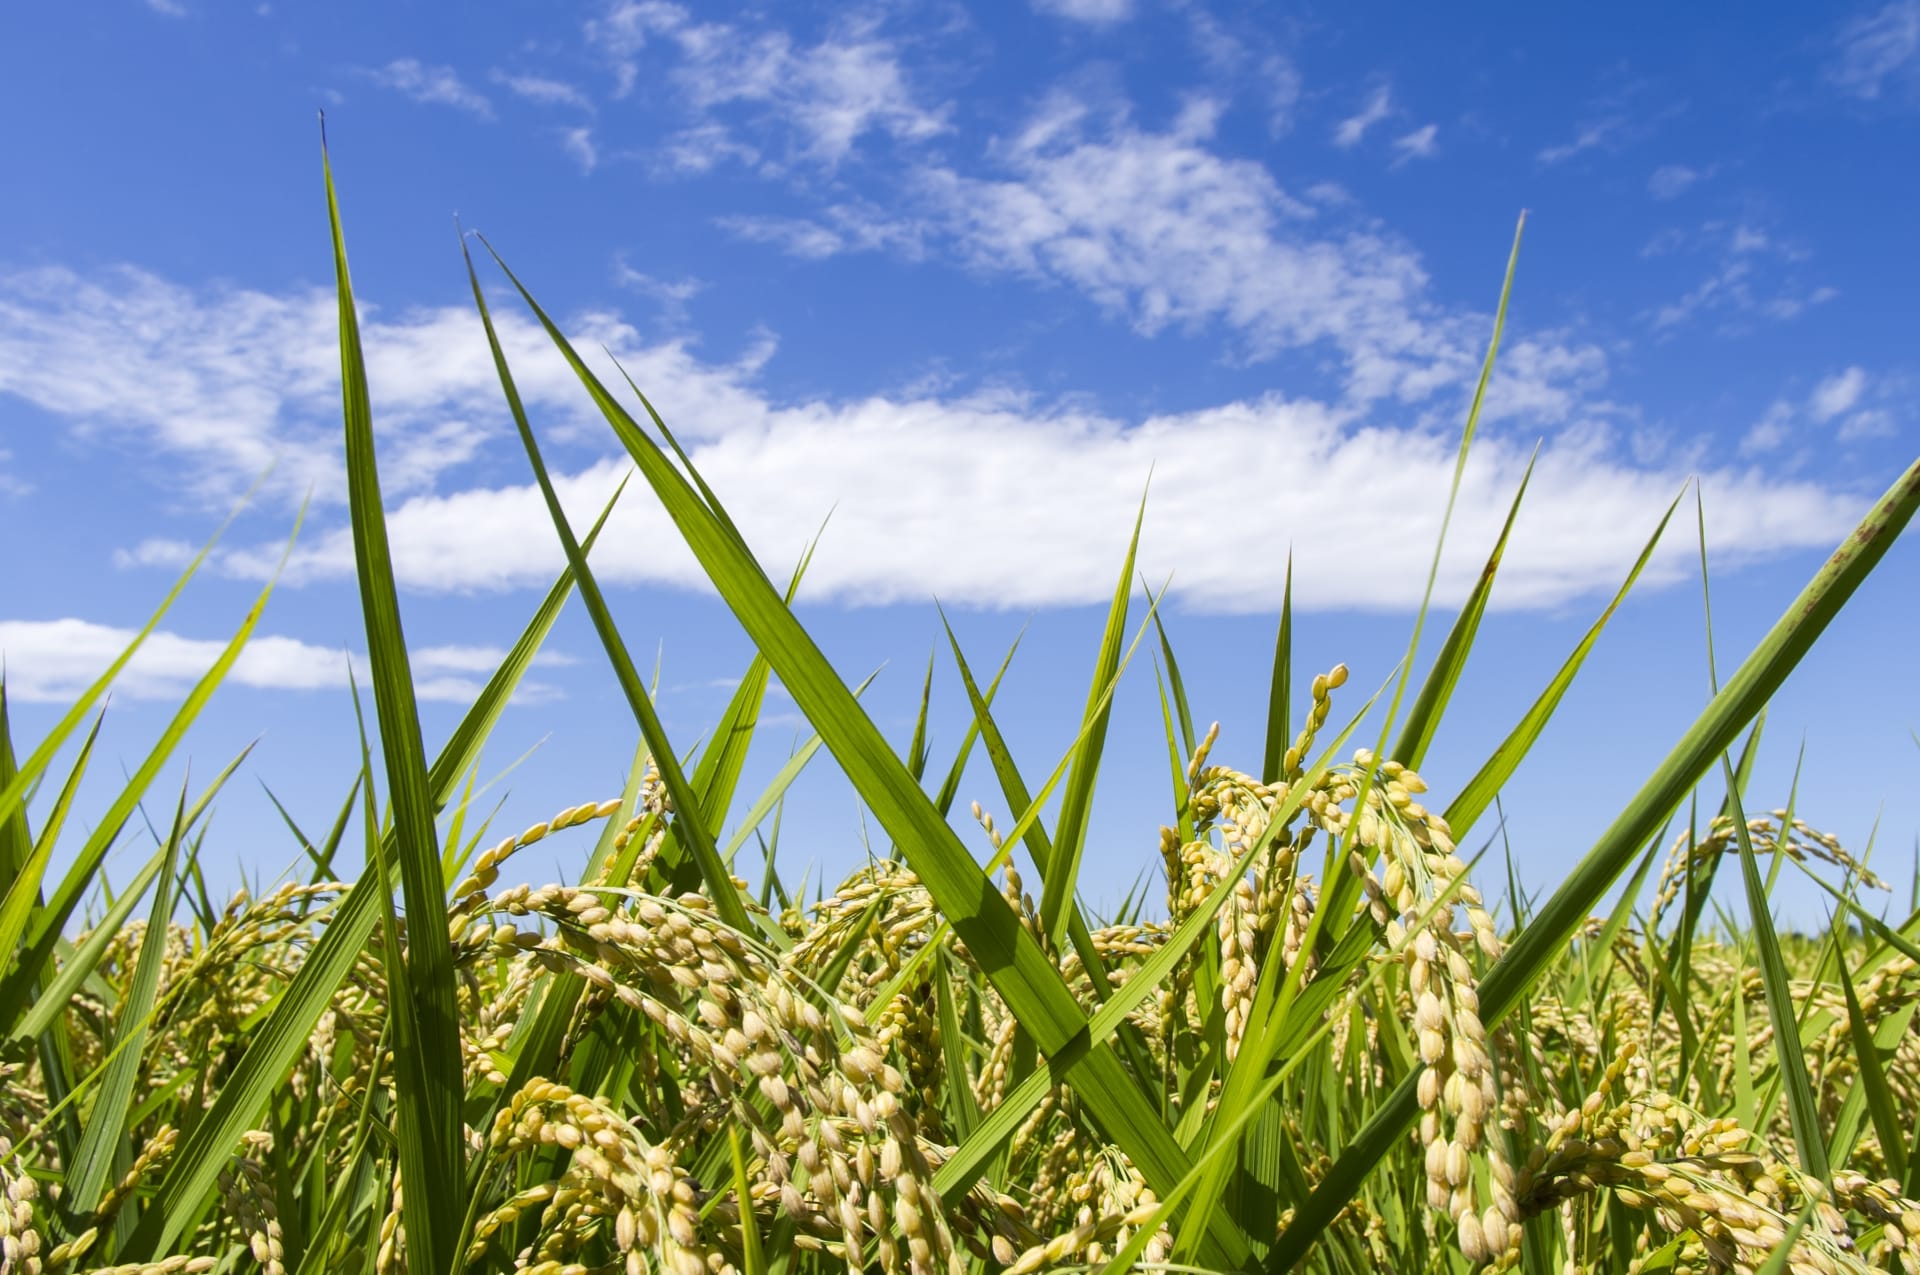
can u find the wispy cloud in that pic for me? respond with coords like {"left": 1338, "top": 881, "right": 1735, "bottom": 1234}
{"left": 585, "top": 3, "right": 947, "bottom": 168}
{"left": 0, "top": 264, "right": 573, "bottom": 506}
{"left": 1647, "top": 164, "right": 1703, "bottom": 199}
{"left": 365, "top": 58, "right": 494, "bottom": 119}
{"left": 730, "top": 92, "right": 1601, "bottom": 412}
{"left": 491, "top": 70, "right": 594, "bottom": 112}
{"left": 2, "top": 262, "right": 1870, "bottom": 616}
{"left": 1827, "top": 0, "right": 1920, "bottom": 100}
{"left": 0, "top": 446, "right": 27, "bottom": 497}
{"left": 562, "top": 126, "right": 599, "bottom": 172}
{"left": 718, "top": 203, "right": 926, "bottom": 260}
{"left": 1391, "top": 124, "right": 1439, "bottom": 164}
{"left": 1537, "top": 116, "right": 1623, "bottom": 165}
{"left": 1644, "top": 221, "right": 1837, "bottom": 333}
{"left": 1742, "top": 366, "right": 1903, "bottom": 455}
{"left": 144, "top": 0, "right": 188, "bottom": 16}
{"left": 1032, "top": 0, "right": 1134, "bottom": 23}
{"left": 0, "top": 619, "right": 567, "bottom": 704}
{"left": 612, "top": 259, "right": 705, "bottom": 324}
{"left": 1810, "top": 366, "right": 1868, "bottom": 421}
{"left": 1332, "top": 84, "right": 1393, "bottom": 148}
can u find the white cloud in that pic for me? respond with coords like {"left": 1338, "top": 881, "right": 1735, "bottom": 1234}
{"left": 1838, "top": 408, "right": 1897, "bottom": 441}
{"left": 888, "top": 95, "right": 1601, "bottom": 408}
{"left": 1828, "top": 1, "right": 1920, "bottom": 100}
{"left": 612, "top": 260, "right": 704, "bottom": 323}
{"left": 1260, "top": 56, "right": 1304, "bottom": 135}
{"left": 1741, "top": 400, "right": 1795, "bottom": 455}
{"left": 0, "top": 620, "right": 565, "bottom": 704}
{"left": 717, "top": 203, "right": 927, "bottom": 260}
{"left": 365, "top": 59, "right": 494, "bottom": 119}
{"left": 585, "top": 3, "right": 947, "bottom": 167}
{"left": 1332, "top": 85, "right": 1393, "bottom": 148}
{"left": 145, "top": 0, "right": 188, "bottom": 16}
{"left": 491, "top": 71, "right": 594, "bottom": 112}
{"left": 1391, "top": 124, "right": 1439, "bottom": 164}
{"left": 657, "top": 124, "right": 760, "bottom": 174}
{"left": 1810, "top": 366, "right": 1868, "bottom": 421}
{"left": 1033, "top": 0, "right": 1134, "bottom": 23}
{"left": 562, "top": 126, "right": 600, "bottom": 173}
{"left": 0, "top": 264, "right": 659, "bottom": 507}
{"left": 1737, "top": 367, "right": 1902, "bottom": 456}
{"left": 1537, "top": 116, "right": 1622, "bottom": 165}
{"left": 192, "top": 399, "right": 1862, "bottom": 616}
{"left": 1645, "top": 222, "right": 1836, "bottom": 333}
{"left": 0, "top": 446, "right": 26, "bottom": 497}
{"left": 1, "top": 262, "right": 1867, "bottom": 615}
{"left": 1647, "top": 164, "right": 1701, "bottom": 199}
{"left": 2, "top": 260, "right": 1877, "bottom": 614}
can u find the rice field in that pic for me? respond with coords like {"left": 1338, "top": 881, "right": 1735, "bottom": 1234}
{"left": 1, "top": 143, "right": 1917, "bottom": 1275}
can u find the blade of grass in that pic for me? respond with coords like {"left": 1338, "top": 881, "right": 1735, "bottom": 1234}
{"left": 1445, "top": 484, "right": 1683, "bottom": 836}
{"left": 460, "top": 229, "right": 751, "bottom": 935}
{"left": 486, "top": 242, "right": 1254, "bottom": 1265}
{"left": 324, "top": 131, "right": 464, "bottom": 1271}
{"left": 0, "top": 686, "right": 36, "bottom": 893}
{"left": 728, "top": 1126, "right": 767, "bottom": 1275}
{"left": 1144, "top": 582, "right": 1196, "bottom": 761}
{"left": 1039, "top": 488, "right": 1147, "bottom": 952}
{"left": 932, "top": 948, "right": 980, "bottom": 1142}
{"left": 719, "top": 675, "right": 877, "bottom": 868}
{"left": 1723, "top": 759, "right": 1829, "bottom": 1181}
{"left": 64, "top": 778, "right": 187, "bottom": 1214}
{"left": 937, "top": 610, "right": 1133, "bottom": 1008}
{"left": 907, "top": 649, "right": 935, "bottom": 786}
{"left": 668, "top": 545, "right": 819, "bottom": 890}
{"left": 927, "top": 627, "right": 1022, "bottom": 819}
{"left": 1261, "top": 554, "right": 1292, "bottom": 787}
{"left": 1829, "top": 934, "right": 1904, "bottom": 1178}
{"left": 1360, "top": 214, "right": 1527, "bottom": 800}
{"left": 0, "top": 714, "right": 102, "bottom": 1005}
{"left": 1391, "top": 451, "right": 1536, "bottom": 771}
{"left": 348, "top": 673, "right": 446, "bottom": 1275}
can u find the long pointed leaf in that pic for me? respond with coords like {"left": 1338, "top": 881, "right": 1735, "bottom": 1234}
{"left": 485, "top": 243, "right": 1255, "bottom": 1266}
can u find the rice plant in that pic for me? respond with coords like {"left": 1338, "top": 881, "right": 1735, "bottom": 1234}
{"left": 1, "top": 138, "right": 1917, "bottom": 1275}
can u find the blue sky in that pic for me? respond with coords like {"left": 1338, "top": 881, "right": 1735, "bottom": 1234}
{"left": 1, "top": 0, "right": 1916, "bottom": 926}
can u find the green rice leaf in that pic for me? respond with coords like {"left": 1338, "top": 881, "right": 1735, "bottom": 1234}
{"left": 461, "top": 229, "right": 752, "bottom": 936}
{"left": 326, "top": 134, "right": 464, "bottom": 1273}
{"left": 0, "top": 713, "right": 102, "bottom": 1013}
{"left": 1260, "top": 554, "right": 1293, "bottom": 787}
{"left": 729, "top": 1126, "right": 768, "bottom": 1275}
{"left": 483, "top": 242, "right": 1255, "bottom": 1266}
{"left": 1829, "top": 936, "right": 1905, "bottom": 1179}
{"left": 1722, "top": 760, "right": 1828, "bottom": 1181}
{"left": 1039, "top": 489, "right": 1147, "bottom": 952}
{"left": 927, "top": 627, "right": 1021, "bottom": 819}
{"left": 1392, "top": 450, "right": 1535, "bottom": 772}
{"left": 1445, "top": 484, "right": 1682, "bottom": 837}
{"left": 64, "top": 777, "right": 186, "bottom": 1214}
